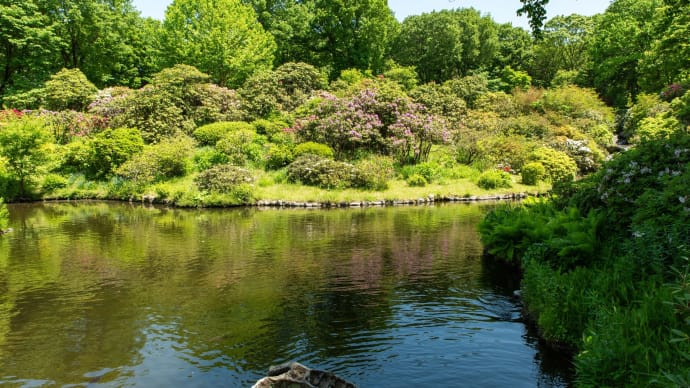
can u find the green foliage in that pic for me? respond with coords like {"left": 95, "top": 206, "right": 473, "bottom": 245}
{"left": 115, "top": 136, "right": 194, "bottom": 185}
{"left": 383, "top": 63, "right": 419, "bottom": 91}
{"left": 528, "top": 147, "right": 577, "bottom": 183}
{"left": 215, "top": 128, "right": 266, "bottom": 166}
{"left": 499, "top": 65, "right": 531, "bottom": 92}
{"left": 40, "top": 173, "right": 68, "bottom": 193}
{"left": 0, "top": 117, "right": 51, "bottom": 198}
{"left": 354, "top": 155, "right": 395, "bottom": 190}
{"left": 43, "top": 68, "right": 97, "bottom": 111}
{"left": 264, "top": 144, "right": 294, "bottom": 170}
{"left": 521, "top": 162, "right": 546, "bottom": 185}
{"left": 588, "top": 0, "right": 658, "bottom": 106}
{"left": 80, "top": 128, "right": 144, "bottom": 179}
{"left": 622, "top": 93, "right": 672, "bottom": 141}
{"left": 252, "top": 118, "right": 290, "bottom": 139}
{"left": 193, "top": 121, "right": 253, "bottom": 146}
{"left": 293, "top": 142, "right": 335, "bottom": 159}
{"left": 161, "top": 0, "right": 275, "bottom": 87}
{"left": 400, "top": 161, "right": 441, "bottom": 184}
{"left": 286, "top": 154, "right": 361, "bottom": 189}
{"left": 634, "top": 115, "right": 681, "bottom": 143}
{"left": 195, "top": 164, "right": 254, "bottom": 193}
{"left": 409, "top": 82, "right": 467, "bottom": 124}
{"left": 406, "top": 174, "right": 427, "bottom": 187}
{"left": 476, "top": 169, "right": 513, "bottom": 189}
{"left": 391, "top": 9, "right": 498, "bottom": 83}
{"left": 192, "top": 147, "right": 229, "bottom": 172}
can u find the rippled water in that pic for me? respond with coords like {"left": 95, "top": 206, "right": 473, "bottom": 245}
{"left": 0, "top": 202, "right": 572, "bottom": 387}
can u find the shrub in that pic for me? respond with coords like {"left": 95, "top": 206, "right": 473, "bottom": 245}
{"left": 264, "top": 144, "right": 294, "bottom": 170}
{"left": 41, "top": 173, "right": 68, "bottom": 193}
{"left": 215, "top": 128, "right": 265, "bottom": 166}
{"left": 195, "top": 164, "right": 254, "bottom": 193}
{"left": 477, "top": 169, "right": 513, "bottom": 189}
{"left": 0, "top": 198, "right": 7, "bottom": 230}
{"left": 528, "top": 147, "right": 577, "bottom": 183}
{"left": 252, "top": 118, "right": 290, "bottom": 138}
{"left": 401, "top": 161, "right": 441, "bottom": 183}
{"left": 355, "top": 155, "right": 395, "bottom": 190}
{"left": 116, "top": 136, "right": 194, "bottom": 184}
{"left": 409, "top": 82, "right": 466, "bottom": 124}
{"left": 634, "top": 116, "right": 680, "bottom": 143}
{"left": 193, "top": 147, "right": 229, "bottom": 171}
{"left": 293, "top": 142, "right": 335, "bottom": 159}
{"left": 193, "top": 121, "right": 253, "bottom": 146}
{"left": 85, "top": 128, "right": 144, "bottom": 179}
{"left": 286, "top": 155, "right": 360, "bottom": 189}
{"left": 521, "top": 162, "right": 546, "bottom": 185}
{"left": 44, "top": 68, "right": 98, "bottom": 111}
{"left": 406, "top": 174, "right": 427, "bottom": 187}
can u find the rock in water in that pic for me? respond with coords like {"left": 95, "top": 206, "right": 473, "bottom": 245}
{"left": 252, "top": 362, "right": 357, "bottom": 388}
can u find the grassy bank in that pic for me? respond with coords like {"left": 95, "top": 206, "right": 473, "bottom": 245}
{"left": 40, "top": 168, "right": 550, "bottom": 207}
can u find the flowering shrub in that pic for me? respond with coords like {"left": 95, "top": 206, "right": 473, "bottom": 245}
{"left": 294, "top": 87, "right": 448, "bottom": 162}
{"left": 389, "top": 109, "right": 449, "bottom": 164}
{"left": 660, "top": 82, "right": 688, "bottom": 102}
{"left": 293, "top": 91, "right": 384, "bottom": 159}
{"left": 30, "top": 110, "right": 109, "bottom": 144}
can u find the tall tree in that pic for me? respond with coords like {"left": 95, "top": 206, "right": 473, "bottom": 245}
{"left": 391, "top": 8, "right": 498, "bottom": 84}
{"left": 517, "top": 0, "right": 549, "bottom": 37}
{"left": 162, "top": 0, "right": 276, "bottom": 87}
{"left": 43, "top": 0, "right": 158, "bottom": 88}
{"left": 588, "top": 0, "right": 659, "bottom": 106}
{"left": 530, "top": 14, "right": 595, "bottom": 86}
{"left": 638, "top": 0, "right": 690, "bottom": 92}
{"left": 493, "top": 23, "right": 534, "bottom": 74}
{"left": 245, "top": 0, "right": 397, "bottom": 79}
{"left": 0, "top": 0, "right": 60, "bottom": 100}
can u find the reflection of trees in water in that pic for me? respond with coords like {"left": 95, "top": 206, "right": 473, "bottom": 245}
{"left": 1, "top": 202, "right": 498, "bottom": 385}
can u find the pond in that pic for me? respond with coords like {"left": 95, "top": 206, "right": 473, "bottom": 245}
{"left": 0, "top": 202, "right": 572, "bottom": 387}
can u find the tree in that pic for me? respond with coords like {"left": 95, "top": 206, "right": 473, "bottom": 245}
{"left": 517, "top": 0, "right": 550, "bottom": 37}
{"left": 246, "top": 0, "right": 398, "bottom": 79}
{"left": 588, "top": 0, "right": 659, "bottom": 106}
{"left": 391, "top": 9, "right": 498, "bottom": 84}
{"left": 493, "top": 23, "right": 534, "bottom": 74}
{"left": 638, "top": 0, "right": 690, "bottom": 92}
{"left": 0, "top": 0, "right": 60, "bottom": 102}
{"left": 44, "top": 0, "right": 161, "bottom": 88}
{"left": 0, "top": 118, "right": 51, "bottom": 198}
{"left": 530, "top": 14, "right": 595, "bottom": 87}
{"left": 162, "top": 0, "right": 276, "bottom": 87}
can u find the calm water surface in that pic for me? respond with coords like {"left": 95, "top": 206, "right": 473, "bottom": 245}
{"left": 0, "top": 202, "right": 572, "bottom": 387}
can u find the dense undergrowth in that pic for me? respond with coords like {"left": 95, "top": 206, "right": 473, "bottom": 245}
{"left": 479, "top": 132, "right": 690, "bottom": 386}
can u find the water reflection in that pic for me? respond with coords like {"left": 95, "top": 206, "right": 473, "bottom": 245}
{"left": 0, "top": 202, "right": 571, "bottom": 387}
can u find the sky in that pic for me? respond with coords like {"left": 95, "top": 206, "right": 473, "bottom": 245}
{"left": 131, "top": 0, "right": 611, "bottom": 30}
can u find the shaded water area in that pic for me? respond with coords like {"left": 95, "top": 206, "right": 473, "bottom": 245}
{"left": 0, "top": 202, "right": 572, "bottom": 387}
